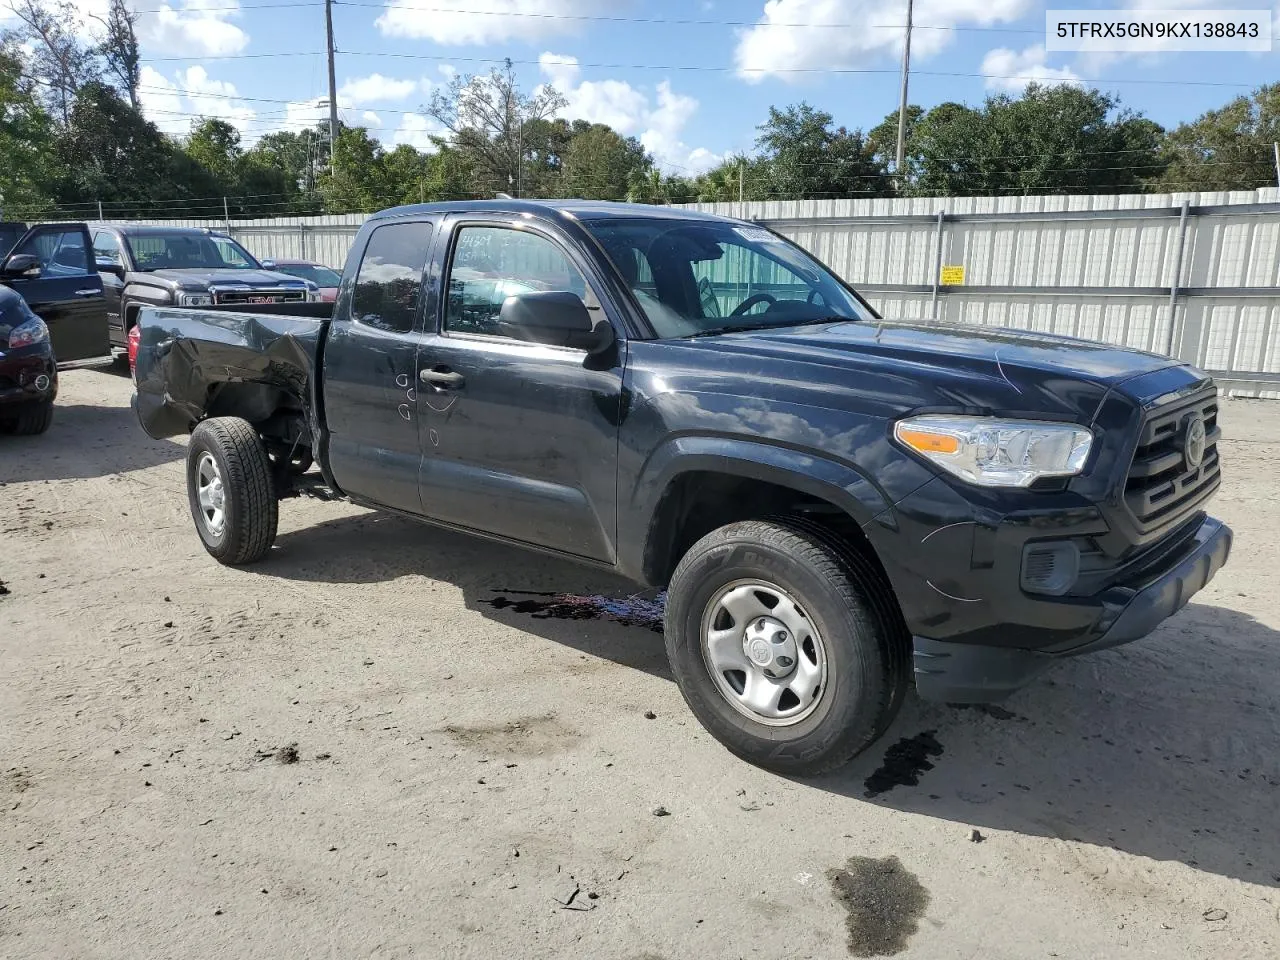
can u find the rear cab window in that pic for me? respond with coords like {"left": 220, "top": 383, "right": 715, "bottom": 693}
{"left": 351, "top": 221, "right": 435, "bottom": 334}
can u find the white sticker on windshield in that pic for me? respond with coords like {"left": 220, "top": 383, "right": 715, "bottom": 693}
{"left": 734, "top": 226, "right": 782, "bottom": 243}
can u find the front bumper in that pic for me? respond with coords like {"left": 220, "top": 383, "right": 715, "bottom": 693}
{"left": 0, "top": 346, "right": 57, "bottom": 407}
{"left": 911, "top": 516, "right": 1232, "bottom": 702}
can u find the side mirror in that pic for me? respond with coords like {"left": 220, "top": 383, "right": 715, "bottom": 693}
{"left": 498, "top": 291, "right": 615, "bottom": 353}
{"left": 260, "top": 259, "right": 277, "bottom": 270}
{"left": 2, "top": 253, "right": 42, "bottom": 279}
{"left": 96, "top": 257, "right": 125, "bottom": 279}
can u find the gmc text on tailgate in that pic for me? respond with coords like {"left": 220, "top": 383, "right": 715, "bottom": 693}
{"left": 132, "top": 200, "right": 1232, "bottom": 775}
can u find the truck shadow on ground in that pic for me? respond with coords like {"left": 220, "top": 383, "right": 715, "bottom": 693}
{"left": 265, "top": 510, "right": 1279, "bottom": 888}
{"left": 266, "top": 510, "right": 672, "bottom": 679}
{"left": 0, "top": 399, "right": 183, "bottom": 482}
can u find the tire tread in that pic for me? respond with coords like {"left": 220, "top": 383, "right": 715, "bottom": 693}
{"left": 188, "top": 417, "right": 277, "bottom": 565}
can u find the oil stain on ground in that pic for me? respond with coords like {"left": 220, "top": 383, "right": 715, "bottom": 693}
{"left": 862, "top": 731, "right": 944, "bottom": 798}
{"left": 827, "top": 855, "right": 930, "bottom": 957}
{"left": 485, "top": 590, "right": 666, "bottom": 633}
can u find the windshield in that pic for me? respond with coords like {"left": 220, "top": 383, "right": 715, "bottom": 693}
{"left": 274, "top": 263, "right": 341, "bottom": 287}
{"left": 125, "top": 233, "right": 261, "bottom": 272}
{"left": 583, "top": 218, "right": 870, "bottom": 338}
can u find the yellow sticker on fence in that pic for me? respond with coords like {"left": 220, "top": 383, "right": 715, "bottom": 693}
{"left": 940, "top": 265, "right": 965, "bottom": 286}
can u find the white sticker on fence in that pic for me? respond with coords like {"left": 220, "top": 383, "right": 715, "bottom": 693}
{"left": 1046, "top": 9, "right": 1272, "bottom": 51}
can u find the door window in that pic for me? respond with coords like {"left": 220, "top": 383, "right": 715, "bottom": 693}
{"left": 351, "top": 222, "right": 432, "bottom": 333}
{"left": 212, "top": 237, "right": 253, "bottom": 268}
{"left": 444, "top": 226, "right": 593, "bottom": 337}
{"left": 15, "top": 227, "right": 90, "bottom": 277}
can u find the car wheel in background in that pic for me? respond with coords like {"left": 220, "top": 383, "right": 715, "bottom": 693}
{"left": 3, "top": 400, "right": 55, "bottom": 436}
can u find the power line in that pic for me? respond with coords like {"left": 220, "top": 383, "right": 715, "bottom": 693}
{"left": 136, "top": 50, "right": 1262, "bottom": 89}
{"left": 334, "top": 1, "right": 1043, "bottom": 34}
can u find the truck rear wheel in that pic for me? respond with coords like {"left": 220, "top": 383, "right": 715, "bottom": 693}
{"left": 664, "top": 519, "right": 908, "bottom": 776}
{"left": 186, "top": 417, "right": 278, "bottom": 565}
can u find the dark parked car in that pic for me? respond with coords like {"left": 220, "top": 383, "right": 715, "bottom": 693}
{"left": 91, "top": 225, "right": 318, "bottom": 349}
{"left": 263, "top": 259, "right": 342, "bottom": 302}
{"left": 134, "top": 200, "right": 1231, "bottom": 774}
{"left": 1, "top": 222, "right": 111, "bottom": 434}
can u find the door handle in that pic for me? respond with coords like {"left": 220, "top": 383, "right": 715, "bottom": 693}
{"left": 420, "top": 368, "right": 465, "bottom": 389}
{"left": 75, "top": 288, "right": 101, "bottom": 297}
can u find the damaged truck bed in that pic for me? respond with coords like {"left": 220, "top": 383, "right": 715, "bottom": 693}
{"left": 134, "top": 304, "right": 330, "bottom": 450}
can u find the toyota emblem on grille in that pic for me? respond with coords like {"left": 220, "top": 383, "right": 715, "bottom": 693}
{"left": 1182, "top": 414, "right": 1207, "bottom": 470}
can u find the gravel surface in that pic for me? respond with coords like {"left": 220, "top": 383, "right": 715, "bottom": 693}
{"left": 2, "top": 368, "right": 1278, "bottom": 959}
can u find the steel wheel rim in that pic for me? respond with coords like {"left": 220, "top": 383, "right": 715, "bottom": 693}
{"left": 700, "top": 579, "right": 828, "bottom": 727}
{"left": 195, "top": 452, "right": 226, "bottom": 537}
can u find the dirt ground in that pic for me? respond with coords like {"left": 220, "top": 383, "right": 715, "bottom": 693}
{"left": 2, "top": 368, "right": 1278, "bottom": 960}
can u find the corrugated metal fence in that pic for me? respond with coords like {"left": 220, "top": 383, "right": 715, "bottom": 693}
{"left": 120, "top": 187, "right": 1280, "bottom": 397}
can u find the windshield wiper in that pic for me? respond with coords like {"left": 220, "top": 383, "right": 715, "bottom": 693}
{"left": 684, "top": 316, "right": 858, "bottom": 339}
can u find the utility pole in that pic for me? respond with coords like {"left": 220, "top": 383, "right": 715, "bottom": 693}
{"left": 325, "top": 0, "right": 338, "bottom": 172}
{"left": 894, "top": 0, "right": 914, "bottom": 183}
{"left": 1273, "top": 141, "right": 1279, "bottom": 189}
{"left": 738, "top": 159, "right": 744, "bottom": 203}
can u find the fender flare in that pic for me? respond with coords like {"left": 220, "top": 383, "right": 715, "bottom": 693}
{"left": 622, "top": 434, "right": 895, "bottom": 582}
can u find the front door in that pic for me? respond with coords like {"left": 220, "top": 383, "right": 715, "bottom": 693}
{"left": 92, "top": 229, "right": 127, "bottom": 346}
{"left": 414, "top": 218, "right": 624, "bottom": 563}
{"left": 3, "top": 224, "right": 109, "bottom": 362}
{"left": 321, "top": 217, "right": 439, "bottom": 515}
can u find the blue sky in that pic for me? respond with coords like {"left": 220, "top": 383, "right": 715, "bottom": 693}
{"left": 9, "top": 1, "right": 1278, "bottom": 174}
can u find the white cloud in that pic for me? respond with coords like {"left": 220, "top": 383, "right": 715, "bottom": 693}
{"left": 981, "top": 46, "right": 1083, "bottom": 93}
{"left": 136, "top": 1, "right": 250, "bottom": 58}
{"left": 138, "top": 65, "right": 257, "bottom": 137}
{"left": 338, "top": 74, "right": 421, "bottom": 107}
{"left": 734, "top": 0, "right": 1034, "bottom": 82}
{"left": 377, "top": 0, "right": 594, "bottom": 45}
{"left": 390, "top": 113, "right": 447, "bottom": 152}
{"left": 362, "top": 111, "right": 384, "bottom": 129}
{"left": 537, "top": 53, "right": 718, "bottom": 172}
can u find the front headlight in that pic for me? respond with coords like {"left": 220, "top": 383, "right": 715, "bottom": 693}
{"left": 305, "top": 283, "right": 321, "bottom": 302}
{"left": 8, "top": 317, "right": 49, "bottom": 349}
{"left": 894, "top": 415, "right": 1093, "bottom": 488}
{"left": 178, "top": 293, "right": 212, "bottom": 306}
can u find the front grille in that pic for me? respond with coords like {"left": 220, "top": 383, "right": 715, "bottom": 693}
{"left": 212, "top": 289, "right": 306, "bottom": 306}
{"left": 1124, "top": 386, "right": 1220, "bottom": 529}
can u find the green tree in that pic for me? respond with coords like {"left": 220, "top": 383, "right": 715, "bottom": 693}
{"left": 3, "top": 0, "right": 100, "bottom": 125}
{"left": 561, "top": 123, "right": 648, "bottom": 200}
{"left": 1158, "top": 84, "right": 1280, "bottom": 193}
{"left": 753, "top": 102, "right": 890, "bottom": 199}
{"left": 185, "top": 117, "right": 242, "bottom": 187}
{"left": 426, "top": 58, "right": 567, "bottom": 197}
{"left": 0, "top": 45, "right": 61, "bottom": 216}
{"left": 55, "top": 81, "right": 195, "bottom": 211}
{"left": 90, "top": 0, "right": 140, "bottom": 110}
{"left": 625, "top": 166, "right": 695, "bottom": 204}
{"left": 899, "top": 85, "right": 1165, "bottom": 197}
{"left": 317, "top": 126, "right": 395, "bottom": 213}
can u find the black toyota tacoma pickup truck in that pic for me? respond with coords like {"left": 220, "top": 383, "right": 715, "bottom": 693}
{"left": 133, "top": 200, "right": 1232, "bottom": 774}
{"left": 91, "top": 224, "right": 317, "bottom": 350}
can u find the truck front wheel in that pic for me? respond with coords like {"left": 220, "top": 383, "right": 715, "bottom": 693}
{"left": 664, "top": 519, "right": 908, "bottom": 776}
{"left": 186, "top": 417, "right": 278, "bottom": 565}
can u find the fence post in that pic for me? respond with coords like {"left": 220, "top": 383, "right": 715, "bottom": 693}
{"left": 1164, "top": 199, "right": 1191, "bottom": 358}
{"left": 930, "top": 207, "right": 945, "bottom": 319}
{"left": 97, "top": 200, "right": 104, "bottom": 222}
{"left": 223, "top": 197, "right": 232, "bottom": 236}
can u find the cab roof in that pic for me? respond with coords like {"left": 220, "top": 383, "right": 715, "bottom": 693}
{"left": 368, "top": 199, "right": 745, "bottom": 225}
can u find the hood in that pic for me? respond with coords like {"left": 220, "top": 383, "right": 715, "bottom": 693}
{"left": 698, "top": 317, "right": 1183, "bottom": 420}
{"left": 147, "top": 269, "right": 310, "bottom": 289}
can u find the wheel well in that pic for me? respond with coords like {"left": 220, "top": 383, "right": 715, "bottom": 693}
{"left": 642, "top": 471, "right": 886, "bottom": 588}
{"left": 201, "top": 384, "right": 310, "bottom": 455}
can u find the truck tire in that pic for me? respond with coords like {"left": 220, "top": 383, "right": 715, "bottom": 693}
{"left": 7, "top": 400, "right": 55, "bottom": 436}
{"left": 186, "top": 417, "right": 278, "bottom": 565}
{"left": 664, "top": 519, "right": 908, "bottom": 776}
